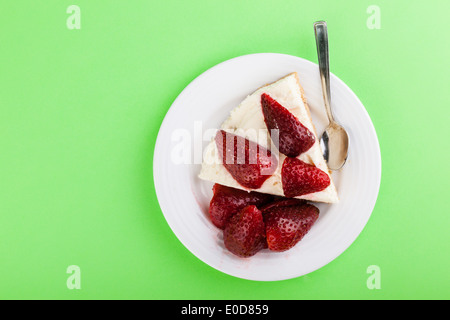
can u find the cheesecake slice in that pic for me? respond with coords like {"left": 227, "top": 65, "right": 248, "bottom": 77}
{"left": 199, "top": 72, "right": 338, "bottom": 203}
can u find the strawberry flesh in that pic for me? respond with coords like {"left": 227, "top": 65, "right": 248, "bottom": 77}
{"left": 223, "top": 205, "right": 267, "bottom": 258}
{"left": 209, "top": 184, "right": 273, "bottom": 229}
{"left": 261, "top": 93, "right": 315, "bottom": 157}
{"left": 264, "top": 202, "right": 319, "bottom": 252}
{"left": 215, "top": 130, "right": 277, "bottom": 189}
{"left": 281, "top": 157, "right": 330, "bottom": 198}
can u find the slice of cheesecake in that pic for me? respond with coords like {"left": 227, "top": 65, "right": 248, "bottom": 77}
{"left": 199, "top": 72, "right": 339, "bottom": 203}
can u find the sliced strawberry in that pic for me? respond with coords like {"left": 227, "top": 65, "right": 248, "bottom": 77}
{"left": 209, "top": 184, "right": 273, "bottom": 229}
{"left": 261, "top": 93, "right": 315, "bottom": 157}
{"left": 264, "top": 202, "right": 319, "bottom": 252}
{"left": 215, "top": 130, "right": 277, "bottom": 189}
{"left": 281, "top": 157, "right": 330, "bottom": 198}
{"left": 223, "top": 205, "right": 267, "bottom": 258}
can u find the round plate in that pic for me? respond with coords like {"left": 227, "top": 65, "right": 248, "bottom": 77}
{"left": 153, "top": 53, "right": 381, "bottom": 281}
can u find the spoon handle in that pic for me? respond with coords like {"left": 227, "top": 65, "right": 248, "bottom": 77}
{"left": 314, "top": 21, "right": 334, "bottom": 123}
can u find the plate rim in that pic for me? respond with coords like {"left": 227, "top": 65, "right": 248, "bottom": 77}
{"left": 153, "top": 52, "right": 382, "bottom": 281}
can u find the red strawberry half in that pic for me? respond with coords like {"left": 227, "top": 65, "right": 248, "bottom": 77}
{"left": 209, "top": 184, "right": 273, "bottom": 229}
{"left": 264, "top": 202, "right": 319, "bottom": 252}
{"left": 223, "top": 205, "right": 267, "bottom": 258}
{"left": 215, "top": 130, "right": 277, "bottom": 189}
{"left": 261, "top": 93, "right": 315, "bottom": 157}
{"left": 281, "top": 157, "right": 330, "bottom": 198}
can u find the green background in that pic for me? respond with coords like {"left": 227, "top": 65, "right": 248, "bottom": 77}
{"left": 0, "top": 0, "right": 449, "bottom": 300}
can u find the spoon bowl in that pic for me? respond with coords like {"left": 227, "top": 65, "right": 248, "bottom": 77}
{"left": 321, "top": 121, "right": 349, "bottom": 170}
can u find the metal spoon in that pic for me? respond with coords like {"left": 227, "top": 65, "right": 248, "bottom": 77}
{"left": 314, "top": 21, "right": 349, "bottom": 170}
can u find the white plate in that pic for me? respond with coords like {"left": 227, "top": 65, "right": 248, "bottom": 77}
{"left": 153, "top": 53, "right": 381, "bottom": 281}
